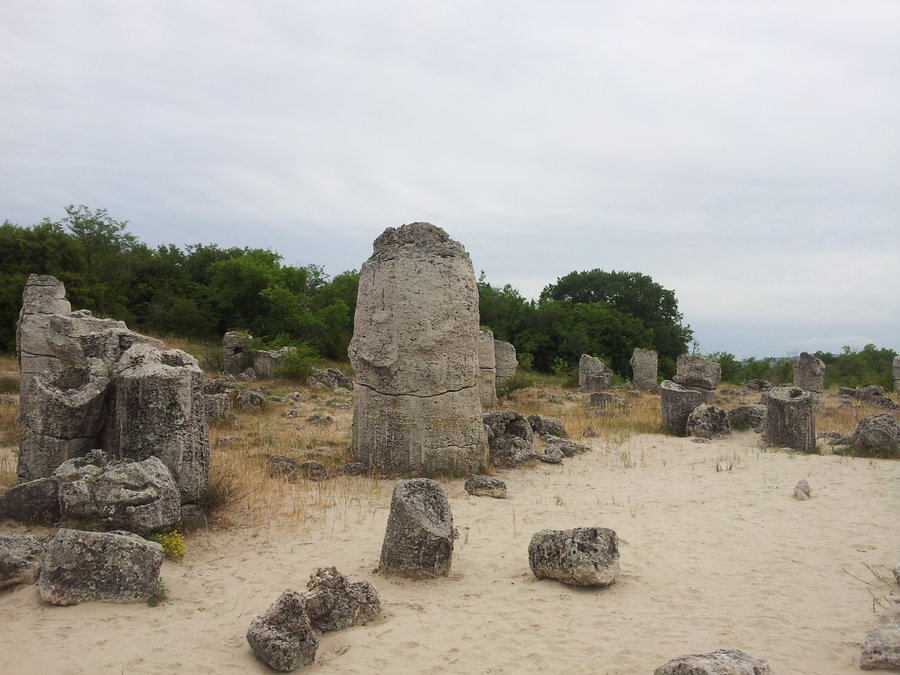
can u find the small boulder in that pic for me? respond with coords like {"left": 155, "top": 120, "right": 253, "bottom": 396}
{"left": 728, "top": 405, "right": 766, "bottom": 432}
{"left": 306, "top": 368, "right": 353, "bottom": 390}
{"left": 464, "top": 475, "right": 508, "bottom": 499}
{"left": 685, "top": 405, "right": 731, "bottom": 439}
{"left": 527, "top": 414, "right": 566, "bottom": 438}
{"left": 302, "top": 567, "right": 382, "bottom": 632}
{"left": 545, "top": 436, "right": 591, "bottom": 457}
{"left": 299, "top": 461, "right": 328, "bottom": 481}
{"left": 654, "top": 649, "right": 773, "bottom": 674}
{"left": 379, "top": 479, "right": 454, "bottom": 578}
{"left": 0, "top": 533, "right": 46, "bottom": 589}
{"left": 267, "top": 455, "right": 300, "bottom": 481}
{"left": 236, "top": 388, "right": 266, "bottom": 409}
{"left": 746, "top": 379, "right": 773, "bottom": 392}
{"left": 204, "top": 393, "right": 232, "bottom": 421}
{"left": 860, "top": 622, "right": 900, "bottom": 671}
{"left": 247, "top": 589, "right": 319, "bottom": 671}
{"left": 0, "top": 477, "right": 60, "bottom": 523}
{"left": 483, "top": 411, "right": 534, "bottom": 467}
{"left": 306, "top": 413, "right": 334, "bottom": 426}
{"left": 836, "top": 413, "right": 900, "bottom": 458}
{"left": 39, "top": 529, "right": 164, "bottom": 605}
{"left": 538, "top": 447, "right": 564, "bottom": 464}
{"left": 333, "top": 462, "right": 367, "bottom": 477}
{"left": 792, "top": 479, "right": 812, "bottom": 500}
{"left": 528, "top": 527, "right": 620, "bottom": 587}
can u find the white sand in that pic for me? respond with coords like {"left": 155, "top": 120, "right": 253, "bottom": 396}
{"left": 1, "top": 432, "right": 898, "bottom": 674}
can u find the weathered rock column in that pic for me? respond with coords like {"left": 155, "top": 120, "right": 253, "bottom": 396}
{"left": 673, "top": 354, "right": 720, "bottom": 402}
{"left": 630, "top": 348, "right": 658, "bottom": 390}
{"left": 113, "top": 344, "right": 210, "bottom": 502}
{"left": 222, "top": 331, "right": 253, "bottom": 375}
{"left": 349, "top": 223, "right": 486, "bottom": 476}
{"left": 793, "top": 352, "right": 825, "bottom": 393}
{"left": 660, "top": 380, "right": 703, "bottom": 436}
{"left": 579, "top": 354, "right": 612, "bottom": 391}
{"left": 476, "top": 329, "right": 498, "bottom": 409}
{"left": 893, "top": 355, "right": 900, "bottom": 393}
{"left": 494, "top": 340, "right": 518, "bottom": 384}
{"left": 16, "top": 275, "right": 72, "bottom": 394}
{"left": 762, "top": 386, "right": 815, "bottom": 452}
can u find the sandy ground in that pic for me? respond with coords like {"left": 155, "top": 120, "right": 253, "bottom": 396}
{"left": 1, "top": 431, "right": 898, "bottom": 674}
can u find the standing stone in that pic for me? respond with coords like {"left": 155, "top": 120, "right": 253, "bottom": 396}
{"left": 579, "top": 354, "right": 612, "bottom": 391}
{"left": 379, "top": 478, "right": 454, "bottom": 578}
{"left": 113, "top": 344, "right": 210, "bottom": 503}
{"left": 493, "top": 340, "right": 518, "bottom": 383}
{"left": 763, "top": 386, "right": 816, "bottom": 452}
{"left": 16, "top": 275, "right": 72, "bottom": 393}
{"left": 252, "top": 346, "right": 295, "bottom": 378}
{"left": 673, "top": 354, "right": 721, "bottom": 393}
{"left": 660, "top": 380, "right": 704, "bottom": 436}
{"left": 476, "top": 329, "right": 498, "bottom": 409}
{"left": 222, "top": 331, "right": 253, "bottom": 375}
{"left": 793, "top": 351, "right": 825, "bottom": 393}
{"left": 892, "top": 356, "right": 900, "bottom": 393}
{"left": 349, "top": 223, "right": 485, "bottom": 476}
{"left": 630, "top": 348, "right": 658, "bottom": 390}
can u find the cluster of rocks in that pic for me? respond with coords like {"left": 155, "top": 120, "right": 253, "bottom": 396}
{"left": 265, "top": 453, "right": 367, "bottom": 482}
{"left": 222, "top": 331, "right": 296, "bottom": 379}
{"left": 482, "top": 411, "right": 588, "bottom": 467}
{"left": 13, "top": 275, "right": 209, "bottom": 514}
{"left": 0, "top": 529, "right": 163, "bottom": 605}
{"left": 838, "top": 385, "right": 899, "bottom": 410}
{"left": 247, "top": 568, "right": 382, "bottom": 671}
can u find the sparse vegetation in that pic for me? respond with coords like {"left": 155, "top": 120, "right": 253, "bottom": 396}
{"left": 148, "top": 530, "right": 187, "bottom": 559}
{"left": 147, "top": 578, "right": 169, "bottom": 607}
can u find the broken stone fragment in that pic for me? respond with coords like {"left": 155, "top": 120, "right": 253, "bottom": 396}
{"left": 654, "top": 649, "right": 773, "bottom": 674}
{"left": 464, "top": 475, "right": 508, "bottom": 499}
{"left": 0, "top": 533, "right": 46, "bottom": 589}
{"left": 302, "top": 567, "right": 382, "bottom": 632}
{"left": 379, "top": 478, "right": 454, "bottom": 578}
{"left": 528, "top": 527, "right": 620, "bottom": 587}
{"left": 246, "top": 589, "right": 319, "bottom": 671}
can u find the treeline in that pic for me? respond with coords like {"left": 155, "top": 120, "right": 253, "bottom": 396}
{"left": 708, "top": 344, "right": 897, "bottom": 391}
{"left": 0, "top": 206, "right": 358, "bottom": 359}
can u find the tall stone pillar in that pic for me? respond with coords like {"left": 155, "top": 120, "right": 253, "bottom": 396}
{"left": 630, "top": 348, "right": 658, "bottom": 390}
{"left": 349, "top": 223, "right": 486, "bottom": 476}
{"left": 793, "top": 352, "right": 825, "bottom": 393}
{"left": 476, "top": 329, "right": 498, "bottom": 409}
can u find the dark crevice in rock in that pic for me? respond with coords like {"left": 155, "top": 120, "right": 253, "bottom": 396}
{"left": 354, "top": 380, "right": 477, "bottom": 399}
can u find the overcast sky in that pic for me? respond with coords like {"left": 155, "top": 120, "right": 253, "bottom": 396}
{"left": 2, "top": 0, "right": 898, "bottom": 359}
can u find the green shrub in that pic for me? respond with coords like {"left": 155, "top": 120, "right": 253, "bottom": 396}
{"left": 148, "top": 578, "right": 168, "bottom": 607}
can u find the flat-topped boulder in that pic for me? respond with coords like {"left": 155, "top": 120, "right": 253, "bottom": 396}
{"left": 349, "top": 223, "right": 485, "bottom": 476}
{"left": 660, "top": 380, "right": 703, "bottom": 436}
{"left": 762, "top": 386, "right": 815, "bottom": 452}
{"left": 529, "top": 527, "right": 620, "bottom": 587}
{"left": 673, "top": 354, "right": 721, "bottom": 391}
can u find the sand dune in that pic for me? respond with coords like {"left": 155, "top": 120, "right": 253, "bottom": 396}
{"left": 1, "top": 431, "right": 898, "bottom": 674}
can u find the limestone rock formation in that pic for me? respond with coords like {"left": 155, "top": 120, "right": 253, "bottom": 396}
{"left": 762, "top": 387, "right": 816, "bottom": 452}
{"left": 204, "top": 392, "right": 232, "bottom": 421}
{"left": 56, "top": 453, "right": 181, "bottom": 534}
{"left": 860, "top": 623, "right": 900, "bottom": 671}
{"left": 13, "top": 275, "right": 208, "bottom": 504}
{"left": 39, "top": 529, "right": 164, "bottom": 605}
{"left": 222, "top": 331, "right": 253, "bottom": 375}
{"left": 894, "top": 356, "right": 900, "bottom": 393}
{"left": 379, "top": 478, "right": 454, "bottom": 578}
{"left": 579, "top": 354, "right": 612, "bottom": 391}
{"left": 673, "top": 354, "right": 721, "bottom": 393}
{"left": 306, "top": 367, "right": 353, "bottom": 390}
{"left": 834, "top": 413, "right": 900, "bottom": 458}
{"left": 349, "top": 223, "right": 485, "bottom": 476}
{"left": 654, "top": 649, "right": 773, "bottom": 674}
{"left": 793, "top": 479, "right": 812, "bottom": 500}
{"left": 476, "top": 329, "right": 498, "bottom": 409}
{"left": 246, "top": 590, "right": 319, "bottom": 671}
{"left": 746, "top": 379, "right": 773, "bottom": 392}
{"left": 302, "top": 567, "right": 382, "bottom": 632}
{"left": 483, "top": 411, "right": 534, "bottom": 467}
{"left": 464, "top": 475, "right": 508, "bottom": 499}
{"left": 113, "top": 344, "right": 209, "bottom": 503}
{"left": 538, "top": 447, "right": 564, "bottom": 464}
{"left": 660, "top": 380, "right": 703, "bottom": 436}
{"left": 0, "top": 477, "right": 60, "bottom": 522}
{"left": 493, "top": 340, "right": 518, "bottom": 383}
{"left": 545, "top": 436, "right": 591, "bottom": 457}
{"left": 267, "top": 454, "right": 301, "bottom": 481}
{"left": 630, "top": 348, "right": 658, "bottom": 390}
{"left": 527, "top": 414, "right": 566, "bottom": 438}
{"left": 0, "top": 533, "right": 46, "bottom": 589}
{"left": 251, "top": 346, "right": 296, "bottom": 378}
{"left": 727, "top": 404, "right": 767, "bottom": 432}
{"left": 528, "top": 527, "right": 620, "bottom": 587}
{"left": 793, "top": 351, "right": 825, "bottom": 393}
{"left": 685, "top": 405, "right": 731, "bottom": 439}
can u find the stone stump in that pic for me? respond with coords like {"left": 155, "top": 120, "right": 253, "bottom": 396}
{"left": 222, "top": 331, "right": 253, "bottom": 375}
{"left": 660, "top": 380, "right": 703, "bottom": 436}
{"left": 892, "top": 355, "right": 899, "bottom": 393}
{"left": 673, "top": 354, "right": 720, "bottom": 402}
{"left": 476, "top": 329, "right": 497, "bottom": 409}
{"left": 528, "top": 527, "right": 620, "bottom": 587}
{"left": 379, "top": 478, "right": 454, "bottom": 578}
{"left": 762, "top": 386, "right": 815, "bottom": 452}
{"left": 793, "top": 351, "right": 825, "bottom": 393}
{"left": 113, "top": 344, "right": 210, "bottom": 503}
{"left": 630, "top": 348, "right": 658, "bottom": 390}
{"left": 349, "top": 223, "right": 485, "bottom": 476}
{"left": 579, "top": 354, "right": 612, "bottom": 391}
{"left": 493, "top": 340, "right": 518, "bottom": 384}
